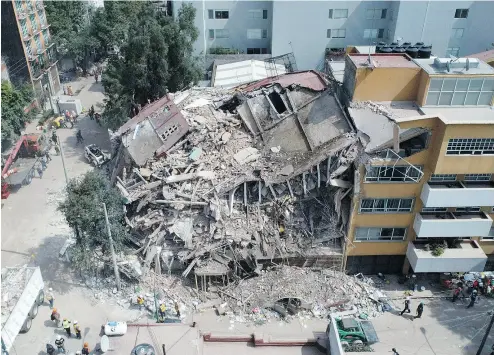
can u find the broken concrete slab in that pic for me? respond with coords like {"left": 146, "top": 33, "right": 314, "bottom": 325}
{"left": 169, "top": 218, "right": 194, "bottom": 248}
{"left": 279, "top": 164, "right": 294, "bottom": 176}
{"left": 233, "top": 147, "right": 260, "bottom": 165}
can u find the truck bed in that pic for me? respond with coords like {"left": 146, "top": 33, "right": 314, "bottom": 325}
{"left": 4, "top": 158, "right": 38, "bottom": 185}
{"left": 1, "top": 267, "right": 36, "bottom": 328}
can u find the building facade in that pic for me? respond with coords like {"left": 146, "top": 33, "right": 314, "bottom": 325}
{"left": 341, "top": 52, "right": 494, "bottom": 274}
{"left": 174, "top": 1, "right": 494, "bottom": 71}
{"left": 1, "top": 0, "right": 60, "bottom": 103}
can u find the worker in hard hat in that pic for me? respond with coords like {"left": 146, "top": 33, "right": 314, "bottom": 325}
{"left": 46, "top": 287, "right": 54, "bottom": 309}
{"left": 62, "top": 318, "right": 72, "bottom": 337}
{"left": 158, "top": 302, "right": 167, "bottom": 321}
{"left": 54, "top": 335, "right": 65, "bottom": 353}
{"left": 137, "top": 295, "right": 145, "bottom": 310}
{"left": 50, "top": 308, "right": 60, "bottom": 327}
{"left": 73, "top": 320, "right": 82, "bottom": 339}
{"left": 81, "top": 342, "right": 90, "bottom": 355}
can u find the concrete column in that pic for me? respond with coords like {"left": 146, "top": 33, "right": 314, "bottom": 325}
{"left": 402, "top": 257, "right": 411, "bottom": 275}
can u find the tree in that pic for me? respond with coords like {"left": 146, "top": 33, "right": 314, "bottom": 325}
{"left": 58, "top": 171, "right": 128, "bottom": 272}
{"left": 101, "top": 3, "right": 201, "bottom": 130}
{"left": 1, "top": 81, "right": 35, "bottom": 148}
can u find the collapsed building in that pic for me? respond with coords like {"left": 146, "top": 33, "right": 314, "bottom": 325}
{"left": 108, "top": 70, "right": 362, "bottom": 288}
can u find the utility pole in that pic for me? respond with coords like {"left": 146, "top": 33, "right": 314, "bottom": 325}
{"left": 476, "top": 311, "right": 494, "bottom": 355}
{"left": 103, "top": 202, "right": 121, "bottom": 291}
{"left": 57, "top": 134, "right": 69, "bottom": 184}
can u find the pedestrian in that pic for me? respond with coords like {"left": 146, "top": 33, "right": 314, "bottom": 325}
{"left": 452, "top": 286, "right": 461, "bottom": 302}
{"left": 73, "top": 320, "right": 82, "bottom": 339}
{"left": 62, "top": 318, "right": 72, "bottom": 337}
{"left": 40, "top": 156, "right": 47, "bottom": 170}
{"left": 158, "top": 302, "right": 166, "bottom": 321}
{"left": 50, "top": 308, "right": 60, "bottom": 327}
{"left": 392, "top": 349, "right": 399, "bottom": 355}
{"left": 175, "top": 301, "right": 181, "bottom": 318}
{"left": 46, "top": 343, "right": 56, "bottom": 355}
{"left": 400, "top": 297, "right": 411, "bottom": 316}
{"left": 137, "top": 295, "right": 145, "bottom": 310}
{"left": 45, "top": 149, "right": 52, "bottom": 162}
{"left": 54, "top": 335, "right": 65, "bottom": 353}
{"left": 46, "top": 288, "right": 54, "bottom": 309}
{"left": 415, "top": 302, "right": 424, "bottom": 319}
{"left": 95, "top": 73, "right": 99, "bottom": 83}
{"left": 37, "top": 165, "right": 44, "bottom": 178}
{"left": 467, "top": 289, "right": 478, "bottom": 308}
{"left": 52, "top": 131, "right": 58, "bottom": 145}
{"left": 76, "top": 130, "right": 84, "bottom": 144}
{"left": 81, "top": 342, "right": 90, "bottom": 355}
{"left": 89, "top": 105, "right": 95, "bottom": 120}
{"left": 54, "top": 145, "right": 60, "bottom": 156}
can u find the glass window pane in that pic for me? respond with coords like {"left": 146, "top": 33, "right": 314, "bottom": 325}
{"left": 465, "top": 92, "right": 480, "bottom": 105}
{"left": 355, "top": 228, "right": 368, "bottom": 239}
{"left": 367, "top": 228, "right": 381, "bottom": 237}
{"left": 439, "top": 92, "right": 453, "bottom": 105}
{"left": 429, "top": 79, "right": 443, "bottom": 91}
{"left": 442, "top": 79, "right": 456, "bottom": 91}
{"left": 478, "top": 92, "right": 493, "bottom": 105}
{"left": 482, "top": 79, "right": 494, "bottom": 91}
{"left": 426, "top": 92, "right": 439, "bottom": 105}
{"left": 452, "top": 92, "right": 467, "bottom": 105}
{"left": 455, "top": 78, "right": 469, "bottom": 91}
{"left": 393, "top": 228, "right": 406, "bottom": 237}
{"left": 386, "top": 199, "right": 400, "bottom": 211}
{"left": 399, "top": 199, "right": 413, "bottom": 211}
{"left": 469, "top": 79, "right": 483, "bottom": 91}
{"left": 374, "top": 199, "right": 386, "bottom": 211}
{"left": 361, "top": 200, "right": 374, "bottom": 210}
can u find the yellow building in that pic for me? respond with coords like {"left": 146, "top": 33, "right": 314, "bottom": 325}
{"left": 341, "top": 53, "right": 494, "bottom": 274}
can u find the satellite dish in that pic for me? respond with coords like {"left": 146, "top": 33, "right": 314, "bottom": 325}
{"left": 100, "top": 335, "right": 110, "bottom": 353}
{"left": 131, "top": 343, "right": 156, "bottom": 355}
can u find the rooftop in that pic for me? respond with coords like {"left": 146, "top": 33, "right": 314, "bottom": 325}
{"left": 348, "top": 54, "right": 419, "bottom": 69}
{"left": 466, "top": 49, "right": 494, "bottom": 64}
{"left": 413, "top": 56, "right": 494, "bottom": 75}
{"left": 211, "top": 60, "right": 286, "bottom": 88}
{"left": 238, "top": 70, "right": 328, "bottom": 92}
{"left": 327, "top": 61, "right": 345, "bottom": 83}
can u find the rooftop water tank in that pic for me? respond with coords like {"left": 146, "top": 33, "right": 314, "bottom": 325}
{"left": 415, "top": 42, "right": 425, "bottom": 48}
{"left": 380, "top": 46, "right": 393, "bottom": 54}
{"left": 418, "top": 47, "right": 432, "bottom": 59}
{"left": 393, "top": 47, "right": 406, "bottom": 54}
{"left": 402, "top": 42, "right": 412, "bottom": 47}
{"left": 405, "top": 47, "right": 419, "bottom": 58}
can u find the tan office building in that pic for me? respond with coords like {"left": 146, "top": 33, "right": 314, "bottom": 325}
{"left": 340, "top": 53, "right": 494, "bottom": 274}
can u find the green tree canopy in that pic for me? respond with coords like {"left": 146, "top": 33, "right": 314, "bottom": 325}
{"left": 1, "top": 81, "right": 35, "bottom": 148}
{"left": 101, "top": 3, "right": 201, "bottom": 130}
{"left": 58, "top": 171, "right": 128, "bottom": 271}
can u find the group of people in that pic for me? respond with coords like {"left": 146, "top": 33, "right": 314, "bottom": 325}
{"left": 399, "top": 297, "right": 424, "bottom": 319}
{"left": 35, "top": 149, "right": 52, "bottom": 179}
{"left": 136, "top": 295, "right": 181, "bottom": 322}
{"left": 46, "top": 289, "right": 91, "bottom": 354}
{"left": 88, "top": 105, "right": 102, "bottom": 126}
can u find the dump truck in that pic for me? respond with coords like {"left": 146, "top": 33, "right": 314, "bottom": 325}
{"left": 1, "top": 267, "right": 45, "bottom": 352}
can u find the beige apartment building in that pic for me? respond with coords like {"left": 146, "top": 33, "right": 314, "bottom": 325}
{"left": 338, "top": 52, "right": 494, "bottom": 274}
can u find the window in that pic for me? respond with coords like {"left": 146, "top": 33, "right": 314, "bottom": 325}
{"left": 215, "top": 10, "right": 229, "bottom": 19}
{"left": 451, "top": 28, "right": 464, "bottom": 39}
{"left": 464, "top": 174, "right": 492, "bottom": 181}
{"left": 430, "top": 174, "right": 457, "bottom": 182}
{"left": 359, "top": 198, "right": 414, "bottom": 213}
{"left": 454, "top": 9, "right": 469, "bottom": 18}
{"left": 34, "top": 34, "right": 42, "bottom": 51}
{"left": 208, "top": 9, "right": 213, "bottom": 19}
{"left": 455, "top": 207, "right": 481, "bottom": 212}
{"left": 247, "top": 29, "right": 262, "bottom": 39}
{"left": 364, "top": 29, "right": 384, "bottom": 39}
{"left": 332, "top": 29, "right": 346, "bottom": 38}
{"left": 20, "top": 19, "right": 29, "bottom": 37}
{"left": 248, "top": 9, "right": 262, "bottom": 19}
{"left": 366, "top": 9, "right": 386, "bottom": 19}
{"left": 446, "top": 138, "right": 494, "bottom": 155}
{"left": 446, "top": 47, "right": 460, "bottom": 57}
{"left": 483, "top": 227, "right": 494, "bottom": 240}
{"left": 426, "top": 77, "right": 494, "bottom": 106}
{"left": 329, "top": 9, "right": 348, "bottom": 19}
{"left": 30, "top": 14, "right": 38, "bottom": 31}
{"left": 355, "top": 227, "right": 407, "bottom": 241}
{"left": 365, "top": 166, "right": 423, "bottom": 183}
{"left": 262, "top": 29, "right": 268, "bottom": 39}
{"left": 208, "top": 29, "right": 214, "bottom": 39}
{"left": 261, "top": 48, "right": 268, "bottom": 54}
{"left": 247, "top": 48, "right": 267, "bottom": 54}
{"left": 327, "top": 29, "right": 331, "bottom": 38}
{"left": 263, "top": 10, "right": 268, "bottom": 19}
{"left": 422, "top": 207, "right": 448, "bottom": 212}
{"left": 215, "top": 29, "right": 229, "bottom": 38}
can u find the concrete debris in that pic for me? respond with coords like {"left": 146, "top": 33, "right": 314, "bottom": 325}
{"left": 89, "top": 74, "right": 371, "bottom": 324}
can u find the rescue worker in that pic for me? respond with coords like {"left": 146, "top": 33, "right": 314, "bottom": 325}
{"left": 452, "top": 286, "right": 462, "bottom": 302}
{"left": 400, "top": 297, "right": 411, "bottom": 316}
{"left": 52, "top": 131, "right": 58, "bottom": 145}
{"left": 415, "top": 302, "right": 424, "bottom": 319}
{"left": 73, "top": 320, "right": 82, "bottom": 339}
{"left": 62, "top": 318, "right": 72, "bottom": 337}
{"left": 76, "top": 130, "right": 84, "bottom": 144}
{"left": 54, "top": 144, "right": 60, "bottom": 155}
{"left": 159, "top": 302, "right": 166, "bottom": 321}
{"left": 175, "top": 301, "right": 181, "bottom": 318}
{"left": 45, "top": 149, "right": 52, "bottom": 162}
{"left": 81, "top": 342, "right": 90, "bottom": 355}
{"left": 46, "top": 288, "right": 54, "bottom": 309}
{"left": 55, "top": 335, "right": 65, "bottom": 353}
{"left": 89, "top": 105, "right": 95, "bottom": 120}
{"left": 137, "top": 295, "right": 145, "bottom": 309}
{"left": 467, "top": 289, "right": 478, "bottom": 308}
{"left": 50, "top": 308, "right": 60, "bottom": 327}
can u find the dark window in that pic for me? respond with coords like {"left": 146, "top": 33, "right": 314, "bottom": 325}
{"left": 381, "top": 9, "right": 387, "bottom": 19}
{"left": 247, "top": 48, "right": 261, "bottom": 54}
{"left": 215, "top": 10, "right": 229, "bottom": 19}
{"left": 263, "top": 9, "right": 268, "bottom": 19}
{"left": 261, "top": 48, "right": 268, "bottom": 54}
{"left": 327, "top": 29, "right": 331, "bottom": 38}
{"left": 378, "top": 28, "right": 384, "bottom": 38}
{"left": 208, "top": 9, "right": 213, "bottom": 19}
{"left": 262, "top": 29, "right": 267, "bottom": 38}
{"left": 454, "top": 9, "right": 469, "bottom": 18}
{"left": 208, "top": 29, "right": 214, "bottom": 39}
{"left": 328, "top": 9, "right": 333, "bottom": 18}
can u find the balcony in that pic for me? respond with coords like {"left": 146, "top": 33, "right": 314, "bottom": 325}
{"left": 36, "top": 2, "right": 44, "bottom": 10}
{"left": 421, "top": 181, "right": 494, "bottom": 208}
{"left": 406, "top": 241, "right": 487, "bottom": 273}
{"left": 413, "top": 211, "right": 493, "bottom": 238}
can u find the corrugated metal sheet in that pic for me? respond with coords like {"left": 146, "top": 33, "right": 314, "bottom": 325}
{"left": 212, "top": 60, "right": 286, "bottom": 88}
{"left": 238, "top": 70, "right": 328, "bottom": 92}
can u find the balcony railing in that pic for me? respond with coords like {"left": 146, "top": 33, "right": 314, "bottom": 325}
{"left": 413, "top": 211, "right": 493, "bottom": 238}
{"left": 406, "top": 241, "right": 487, "bottom": 273}
{"left": 421, "top": 180, "right": 494, "bottom": 208}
